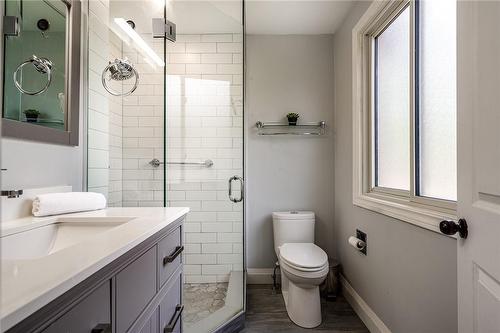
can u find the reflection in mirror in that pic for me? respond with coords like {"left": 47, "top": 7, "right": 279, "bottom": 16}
{"left": 2, "top": 0, "right": 67, "bottom": 130}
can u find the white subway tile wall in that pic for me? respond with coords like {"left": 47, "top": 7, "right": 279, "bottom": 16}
{"left": 89, "top": 28, "right": 243, "bottom": 283}
{"left": 166, "top": 34, "right": 243, "bottom": 283}
{"left": 121, "top": 33, "right": 165, "bottom": 208}
{"left": 87, "top": 0, "right": 123, "bottom": 207}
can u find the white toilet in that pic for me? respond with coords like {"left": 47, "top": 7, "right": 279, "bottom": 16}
{"left": 272, "top": 211, "right": 329, "bottom": 328}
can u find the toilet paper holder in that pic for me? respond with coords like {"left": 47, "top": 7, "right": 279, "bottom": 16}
{"left": 348, "top": 229, "right": 367, "bottom": 255}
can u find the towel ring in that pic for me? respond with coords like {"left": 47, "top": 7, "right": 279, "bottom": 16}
{"left": 13, "top": 55, "right": 53, "bottom": 96}
{"left": 101, "top": 59, "right": 139, "bottom": 96}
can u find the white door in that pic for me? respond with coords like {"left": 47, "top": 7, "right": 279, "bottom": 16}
{"left": 457, "top": 2, "right": 500, "bottom": 333}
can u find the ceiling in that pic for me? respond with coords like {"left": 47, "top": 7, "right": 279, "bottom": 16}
{"left": 110, "top": 0, "right": 354, "bottom": 35}
{"left": 245, "top": 1, "right": 354, "bottom": 35}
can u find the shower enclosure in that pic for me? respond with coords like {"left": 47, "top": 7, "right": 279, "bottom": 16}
{"left": 85, "top": 0, "right": 244, "bottom": 332}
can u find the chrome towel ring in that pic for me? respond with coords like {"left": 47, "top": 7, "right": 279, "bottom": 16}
{"left": 13, "top": 55, "right": 53, "bottom": 96}
{"left": 101, "top": 58, "right": 139, "bottom": 96}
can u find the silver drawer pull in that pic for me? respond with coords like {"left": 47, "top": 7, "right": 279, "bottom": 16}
{"left": 163, "top": 246, "right": 183, "bottom": 265}
{"left": 164, "top": 304, "right": 184, "bottom": 333}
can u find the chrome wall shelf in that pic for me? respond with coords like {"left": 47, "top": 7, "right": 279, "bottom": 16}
{"left": 255, "top": 121, "right": 326, "bottom": 136}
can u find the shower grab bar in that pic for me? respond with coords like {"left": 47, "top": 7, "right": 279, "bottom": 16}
{"left": 149, "top": 158, "right": 213, "bottom": 168}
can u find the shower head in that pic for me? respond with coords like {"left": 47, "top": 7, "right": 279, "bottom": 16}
{"left": 37, "top": 19, "right": 50, "bottom": 31}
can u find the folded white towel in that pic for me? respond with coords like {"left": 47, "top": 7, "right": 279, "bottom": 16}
{"left": 32, "top": 192, "right": 107, "bottom": 217}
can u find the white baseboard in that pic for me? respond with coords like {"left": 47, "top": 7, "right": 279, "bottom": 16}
{"left": 246, "top": 268, "right": 279, "bottom": 284}
{"left": 341, "top": 275, "right": 391, "bottom": 333}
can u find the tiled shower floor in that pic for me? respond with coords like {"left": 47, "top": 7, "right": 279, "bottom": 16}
{"left": 183, "top": 283, "right": 229, "bottom": 326}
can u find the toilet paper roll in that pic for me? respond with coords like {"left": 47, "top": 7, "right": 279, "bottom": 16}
{"left": 348, "top": 236, "right": 366, "bottom": 251}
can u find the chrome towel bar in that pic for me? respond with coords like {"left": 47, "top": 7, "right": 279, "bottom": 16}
{"left": 149, "top": 158, "right": 213, "bottom": 168}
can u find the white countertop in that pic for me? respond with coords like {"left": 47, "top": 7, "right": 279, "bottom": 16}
{"left": 0, "top": 207, "right": 189, "bottom": 332}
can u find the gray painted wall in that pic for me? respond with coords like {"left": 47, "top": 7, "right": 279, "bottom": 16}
{"left": 1, "top": 138, "right": 83, "bottom": 191}
{"left": 246, "top": 35, "right": 335, "bottom": 268}
{"left": 333, "top": 2, "right": 457, "bottom": 332}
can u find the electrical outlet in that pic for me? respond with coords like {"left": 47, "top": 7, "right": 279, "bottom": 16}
{"left": 356, "top": 229, "right": 367, "bottom": 255}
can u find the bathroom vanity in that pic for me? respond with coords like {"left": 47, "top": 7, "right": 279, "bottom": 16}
{"left": 0, "top": 207, "right": 188, "bottom": 333}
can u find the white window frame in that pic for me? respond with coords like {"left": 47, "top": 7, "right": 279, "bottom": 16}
{"left": 352, "top": 0, "right": 457, "bottom": 233}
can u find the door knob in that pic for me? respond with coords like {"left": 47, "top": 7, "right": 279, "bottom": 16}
{"left": 439, "top": 219, "right": 468, "bottom": 239}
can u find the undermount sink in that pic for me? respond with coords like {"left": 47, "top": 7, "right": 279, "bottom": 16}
{"left": 1, "top": 218, "right": 132, "bottom": 261}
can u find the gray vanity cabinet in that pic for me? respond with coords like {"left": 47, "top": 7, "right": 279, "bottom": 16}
{"left": 137, "top": 309, "right": 159, "bottom": 333}
{"left": 116, "top": 247, "right": 157, "bottom": 333}
{"left": 159, "top": 274, "right": 183, "bottom": 333}
{"left": 41, "top": 281, "right": 111, "bottom": 333}
{"left": 158, "top": 227, "right": 182, "bottom": 288}
{"left": 7, "top": 218, "right": 184, "bottom": 333}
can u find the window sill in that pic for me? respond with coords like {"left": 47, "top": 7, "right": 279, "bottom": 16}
{"left": 353, "top": 192, "right": 457, "bottom": 236}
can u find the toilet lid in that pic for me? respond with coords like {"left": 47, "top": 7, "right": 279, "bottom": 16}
{"left": 279, "top": 243, "right": 328, "bottom": 269}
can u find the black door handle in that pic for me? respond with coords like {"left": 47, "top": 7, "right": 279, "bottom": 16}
{"left": 439, "top": 218, "right": 468, "bottom": 239}
{"left": 164, "top": 304, "right": 184, "bottom": 332}
{"left": 163, "top": 246, "right": 184, "bottom": 265}
{"left": 91, "top": 323, "right": 111, "bottom": 333}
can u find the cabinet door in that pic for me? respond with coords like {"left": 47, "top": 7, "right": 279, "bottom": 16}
{"left": 116, "top": 246, "right": 157, "bottom": 333}
{"left": 138, "top": 308, "right": 159, "bottom": 333}
{"left": 42, "top": 281, "right": 111, "bottom": 333}
{"left": 159, "top": 273, "right": 182, "bottom": 333}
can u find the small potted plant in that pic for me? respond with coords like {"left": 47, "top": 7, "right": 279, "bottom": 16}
{"left": 23, "top": 109, "right": 40, "bottom": 123}
{"left": 286, "top": 112, "right": 300, "bottom": 126}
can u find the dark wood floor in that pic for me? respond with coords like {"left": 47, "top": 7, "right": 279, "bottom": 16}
{"left": 242, "top": 285, "right": 369, "bottom": 333}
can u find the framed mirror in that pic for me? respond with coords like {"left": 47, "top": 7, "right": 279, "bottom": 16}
{"left": 1, "top": 0, "right": 80, "bottom": 146}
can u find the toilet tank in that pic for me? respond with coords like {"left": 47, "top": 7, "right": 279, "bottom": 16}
{"left": 272, "top": 211, "right": 315, "bottom": 257}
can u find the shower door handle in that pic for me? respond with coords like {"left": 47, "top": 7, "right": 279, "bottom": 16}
{"left": 228, "top": 176, "right": 244, "bottom": 203}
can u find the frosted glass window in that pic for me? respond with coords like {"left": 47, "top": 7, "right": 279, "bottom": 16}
{"left": 374, "top": 7, "right": 410, "bottom": 191}
{"left": 417, "top": 0, "right": 457, "bottom": 201}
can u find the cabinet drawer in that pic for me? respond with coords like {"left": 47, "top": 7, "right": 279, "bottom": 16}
{"left": 158, "top": 227, "right": 182, "bottom": 287}
{"left": 159, "top": 273, "right": 182, "bottom": 333}
{"left": 116, "top": 246, "right": 157, "bottom": 333}
{"left": 42, "top": 281, "right": 111, "bottom": 333}
{"left": 138, "top": 308, "right": 159, "bottom": 333}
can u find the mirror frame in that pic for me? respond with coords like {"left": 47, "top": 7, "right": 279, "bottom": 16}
{"left": 1, "top": 0, "right": 81, "bottom": 146}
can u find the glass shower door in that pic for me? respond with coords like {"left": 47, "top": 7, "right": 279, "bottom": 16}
{"left": 86, "top": 0, "right": 244, "bottom": 331}
{"left": 162, "top": 2, "right": 244, "bottom": 332}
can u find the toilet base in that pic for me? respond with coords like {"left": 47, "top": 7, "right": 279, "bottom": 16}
{"left": 281, "top": 274, "right": 322, "bottom": 328}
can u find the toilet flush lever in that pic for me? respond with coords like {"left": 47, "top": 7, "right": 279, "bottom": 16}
{"left": 228, "top": 176, "right": 244, "bottom": 203}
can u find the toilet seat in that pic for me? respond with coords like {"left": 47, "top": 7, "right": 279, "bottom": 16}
{"left": 281, "top": 257, "right": 329, "bottom": 273}
{"left": 279, "top": 243, "right": 328, "bottom": 272}
{"left": 280, "top": 257, "right": 329, "bottom": 280}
